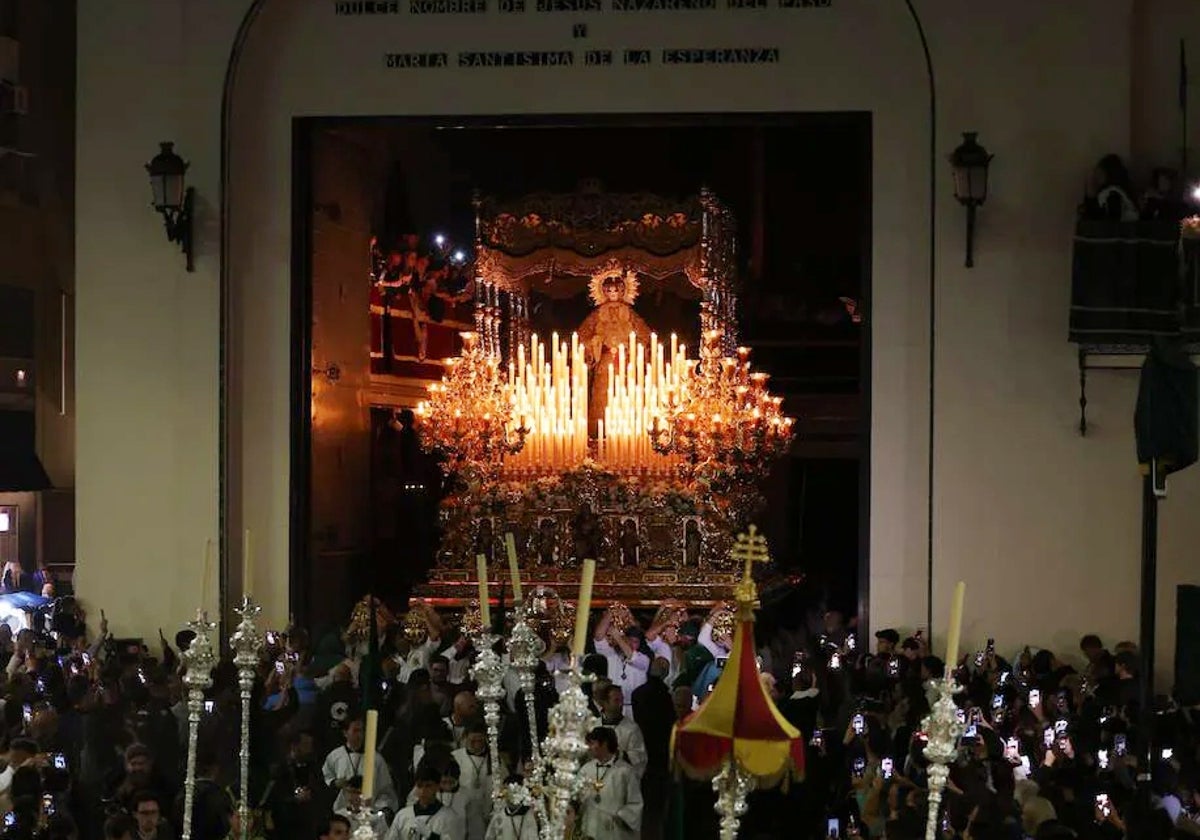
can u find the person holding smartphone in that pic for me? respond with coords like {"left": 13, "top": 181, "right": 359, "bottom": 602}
{"left": 779, "top": 666, "right": 820, "bottom": 739}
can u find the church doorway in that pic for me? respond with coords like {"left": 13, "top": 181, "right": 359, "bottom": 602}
{"left": 289, "top": 114, "right": 870, "bottom": 634}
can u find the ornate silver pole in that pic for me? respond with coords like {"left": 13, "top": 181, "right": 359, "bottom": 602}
{"left": 509, "top": 608, "right": 545, "bottom": 764}
{"left": 350, "top": 800, "right": 380, "bottom": 840}
{"left": 712, "top": 758, "right": 754, "bottom": 840}
{"left": 509, "top": 606, "right": 549, "bottom": 830}
{"left": 540, "top": 662, "right": 596, "bottom": 840}
{"left": 229, "top": 597, "right": 263, "bottom": 840}
{"left": 921, "top": 676, "right": 964, "bottom": 840}
{"left": 471, "top": 631, "right": 507, "bottom": 802}
{"left": 180, "top": 611, "right": 216, "bottom": 840}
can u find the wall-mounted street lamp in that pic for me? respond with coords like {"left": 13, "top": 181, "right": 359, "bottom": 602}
{"left": 949, "top": 132, "right": 993, "bottom": 268}
{"left": 145, "top": 142, "right": 195, "bottom": 272}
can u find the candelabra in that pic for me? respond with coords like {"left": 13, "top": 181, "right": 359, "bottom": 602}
{"left": 229, "top": 597, "right": 263, "bottom": 840}
{"left": 471, "top": 631, "right": 508, "bottom": 802}
{"left": 712, "top": 759, "right": 755, "bottom": 840}
{"left": 921, "top": 676, "right": 964, "bottom": 840}
{"left": 540, "top": 664, "right": 597, "bottom": 840}
{"left": 180, "top": 611, "right": 217, "bottom": 840}
{"left": 415, "top": 331, "right": 527, "bottom": 481}
{"left": 650, "top": 328, "right": 793, "bottom": 489}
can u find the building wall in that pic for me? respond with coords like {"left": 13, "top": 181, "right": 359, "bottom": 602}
{"left": 75, "top": 0, "right": 1200, "bottom": 680}
{"left": 0, "top": 0, "right": 76, "bottom": 576}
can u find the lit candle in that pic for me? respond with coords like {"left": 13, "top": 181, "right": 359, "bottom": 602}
{"left": 477, "top": 554, "right": 491, "bottom": 629}
{"left": 504, "top": 532, "right": 522, "bottom": 603}
{"left": 572, "top": 558, "right": 596, "bottom": 659}
{"left": 242, "top": 529, "right": 252, "bottom": 599}
{"left": 944, "top": 581, "right": 966, "bottom": 670}
{"left": 362, "top": 708, "right": 379, "bottom": 800}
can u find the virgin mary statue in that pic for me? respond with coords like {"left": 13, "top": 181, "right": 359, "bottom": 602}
{"left": 576, "top": 268, "right": 652, "bottom": 437}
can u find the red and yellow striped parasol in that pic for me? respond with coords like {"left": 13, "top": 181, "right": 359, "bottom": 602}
{"left": 672, "top": 526, "right": 805, "bottom": 782}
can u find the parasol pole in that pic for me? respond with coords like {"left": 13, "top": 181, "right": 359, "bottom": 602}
{"left": 713, "top": 755, "right": 755, "bottom": 840}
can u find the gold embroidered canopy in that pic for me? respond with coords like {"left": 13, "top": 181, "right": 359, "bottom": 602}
{"left": 470, "top": 183, "right": 740, "bottom": 358}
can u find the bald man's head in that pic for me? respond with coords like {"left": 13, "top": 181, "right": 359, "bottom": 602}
{"left": 452, "top": 690, "right": 478, "bottom": 721}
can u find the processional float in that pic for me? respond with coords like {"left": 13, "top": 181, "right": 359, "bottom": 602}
{"left": 413, "top": 183, "right": 794, "bottom": 606}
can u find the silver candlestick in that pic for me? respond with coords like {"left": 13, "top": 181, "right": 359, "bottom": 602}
{"left": 230, "top": 596, "right": 263, "bottom": 840}
{"left": 351, "top": 800, "right": 380, "bottom": 839}
{"left": 921, "top": 676, "right": 964, "bottom": 840}
{"left": 471, "top": 631, "right": 507, "bottom": 802}
{"left": 712, "top": 759, "right": 755, "bottom": 840}
{"left": 180, "top": 611, "right": 217, "bottom": 840}
{"left": 540, "top": 662, "right": 597, "bottom": 840}
{"left": 509, "top": 608, "right": 546, "bottom": 764}
{"left": 509, "top": 607, "right": 549, "bottom": 830}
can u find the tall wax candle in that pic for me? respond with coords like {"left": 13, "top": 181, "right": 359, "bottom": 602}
{"left": 202, "top": 539, "right": 213, "bottom": 611}
{"left": 242, "top": 529, "right": 252, "bottom": 598}
{"left": 572, "top": 558, "right": 597, "bottom": 659}
{"left": 476, "top": 554, "right": 491, "bottom": 629}
{"left": 505, "top": 533, "right": 523, "bottom": 603}
{"left": 945, "top": 581, "right": 966, "bottom": 669}
{"left": 361, "top": 709, "right": 379, "bottom": 800}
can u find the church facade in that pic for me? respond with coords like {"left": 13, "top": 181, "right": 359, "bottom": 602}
{"left": 73, "top": 0, "right": 1200, "bottom": 680}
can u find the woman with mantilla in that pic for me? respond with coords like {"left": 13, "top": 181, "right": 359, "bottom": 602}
{"left": 576, "top": 267, "right": 652, "bottom": 437}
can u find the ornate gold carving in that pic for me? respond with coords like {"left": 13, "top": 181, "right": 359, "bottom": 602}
{"left": 477, "top": 190, "right": 704, "bottom": 259}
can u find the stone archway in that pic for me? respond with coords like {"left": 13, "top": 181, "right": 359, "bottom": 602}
{"left": 219, "top": 0, "right": 931, "bottom": 629}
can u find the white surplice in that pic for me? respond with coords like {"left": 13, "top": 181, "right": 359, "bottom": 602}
{"left": 386, "top": 802, "right": 464, "bottom": 840}
{"left": 452, "top": 747, "right": 494, "bottom": 839}
{"left": 322, "top": 744, "right": 400, "bottom": 814}
{"left": 484, "top": 806, "right": 540, "bottom": 840}
{"left": 599, "top": 715, "right": 647, "bottom": 778}
{"left": 577, "top": 758, "right": 642, "bottom": 840}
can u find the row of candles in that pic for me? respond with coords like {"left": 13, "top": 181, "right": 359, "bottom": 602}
{"left": 598, "top": 331, "right": 688, "bottom": 472}
{"left": 502, "top": 330, "right": 691, "bottom": 473}
{"left": 505, "top": 333, "right": 589, "bottom": 470}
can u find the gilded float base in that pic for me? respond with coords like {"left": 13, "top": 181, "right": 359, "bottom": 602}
{"left": 418, "top": 463, "right": 758, "bottom": 605}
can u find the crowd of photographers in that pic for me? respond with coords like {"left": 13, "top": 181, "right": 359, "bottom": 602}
{"left": 739, "top": 620, "right": 1200, "bottom": 839}
{"left": 0, "top": 593, "right": 1196, "bottom": 840}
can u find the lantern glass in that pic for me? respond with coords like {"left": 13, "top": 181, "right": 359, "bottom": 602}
{"left": 949, "top": 132, "right": 993, "bottom": 206}
{"left": 953, "top": 164, "right": 990, "bottom": 203}
{"left": 150, "top": 172, "right": 186, "bottom": 211}
{"left": 146, "top": 142, "right": 189, "bottom": 212}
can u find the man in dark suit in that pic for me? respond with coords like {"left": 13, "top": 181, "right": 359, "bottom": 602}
{"left": 632, "top": 657, "right": 677, "bottom": 839}
{"left": 173, "top": 749, "right": 233, "bottom": 840}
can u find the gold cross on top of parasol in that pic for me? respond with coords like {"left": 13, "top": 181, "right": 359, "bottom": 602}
{"left": 731, "top": 525, "right": 770, "bottom": 611}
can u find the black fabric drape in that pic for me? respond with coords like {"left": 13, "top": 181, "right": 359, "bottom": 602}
{"left": 1135, "top": 338, "right": 1198, "bottom": 476}
{"left": 1070, "top": 221, "right": 1181, "bottom": 344}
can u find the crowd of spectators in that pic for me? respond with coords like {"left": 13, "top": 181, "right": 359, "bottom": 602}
{"left": 0, "top": 592, "right": 1195, "bottom": 840}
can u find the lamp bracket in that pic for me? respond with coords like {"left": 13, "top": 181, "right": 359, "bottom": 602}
{"left": 158, "top": 187, "right": 195, "bottom": 272}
